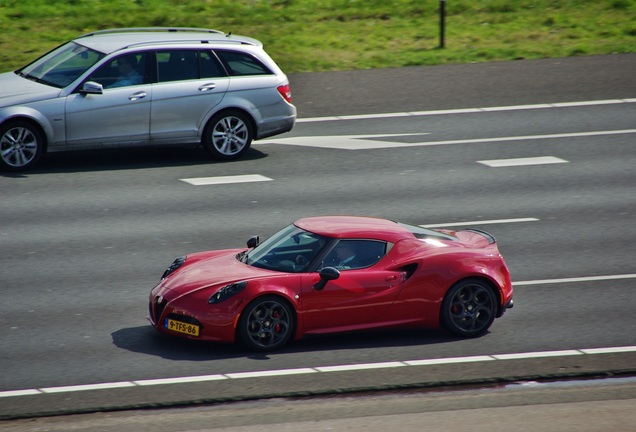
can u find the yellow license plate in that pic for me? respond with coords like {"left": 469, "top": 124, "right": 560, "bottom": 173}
{"left": 165, "top": 318, "right": 200, "bottom": 337}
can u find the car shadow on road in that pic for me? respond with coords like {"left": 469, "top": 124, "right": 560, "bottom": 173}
{"left": 1, "top": 145, "right": 268, "bottom": 176}
{"left": 111, "top": 325, "right": 461, "bottom": 362}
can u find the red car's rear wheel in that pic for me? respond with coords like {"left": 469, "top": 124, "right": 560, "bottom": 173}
{"left": 237, "top": 296, "right": 295, "bottom": 351}
{"left": 440, "top": 278, "right": 497, "bottom": 337}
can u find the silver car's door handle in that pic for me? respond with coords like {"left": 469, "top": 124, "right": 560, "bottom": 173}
{"left": 198, "top": 83, "right": 217, "bottom": 92}
{"left": 128, "top": 92, "right": 147, "bottom": 101}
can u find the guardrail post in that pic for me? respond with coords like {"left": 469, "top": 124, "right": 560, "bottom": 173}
{"left": 439, "top": 0, "right": 446, "bottom": 49}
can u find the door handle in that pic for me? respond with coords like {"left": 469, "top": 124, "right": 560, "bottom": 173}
{"left": 128, "top": 92, "right": 146, "bottom": 101}
{"left": 385, "top": 275, "right": 397, "bottom": 281}
{"left": 199, "top": 83, "right": 217, "bottom": 92}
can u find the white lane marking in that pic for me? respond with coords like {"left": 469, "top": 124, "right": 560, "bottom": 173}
{"left": 134, "top": 374, "right": 226, "bottom": 386}
{"left": 492, "top": 350, "right": 583, "bottom": 360}
{"left": 478, "top": 156, "right": 568, "bottom": 167}
{"left": 424, "top": 218, "right": 539, "bottom": 228}
{"left": 40, "top": 381, "right": 137, "bottom": 393}
{"left": 180, "top": 174, "right": 272, "bottom": 186}
{"left": 296, "top": 99, "right": 636, "bottom": 123}
{"left": 0, "top": 389, "right": 42, "bottom": 397}
{"left": 405, "top": 355, "right": 494, "bottom": 366}
{"left": 514, "top": 274, "right": 636, "bottom": 286}
{"left": 3, "top": 346, "right": 635, "bottom": 398}
{"left": 581, "top": 346, "right": 636, "bottom": 354}
{"left": 225, "top": 368, "right": 317, "bottom": 379}
{"left": 258, "top": 133, "right": 430, "bottom": 150}
{"left": 315, "top": 362, "right": 405, "bottom": 372}
{"left": 256, "top": 129, "right": 636, "bottom": 150}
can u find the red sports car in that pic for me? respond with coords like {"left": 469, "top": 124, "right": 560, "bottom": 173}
{"left": 148, "top": 216, "right": 513, "bottom": 351}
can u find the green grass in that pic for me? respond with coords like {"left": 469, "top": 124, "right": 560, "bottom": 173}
{"left": 0, "top": 0, "right": 634, "bottom": 74}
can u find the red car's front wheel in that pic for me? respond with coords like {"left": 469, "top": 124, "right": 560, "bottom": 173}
{"left": 237, "top": 296, "right": 295, "bottom": 351}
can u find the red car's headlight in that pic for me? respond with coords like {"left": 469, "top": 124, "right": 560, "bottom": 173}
{"left": 161, "top": 256, "right": 186, "bottom": 279}
{"left": 208, "top": 281, "right": 247, "bottom": 304}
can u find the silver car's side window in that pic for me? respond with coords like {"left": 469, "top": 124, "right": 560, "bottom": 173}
{"left": 200, "top": 50, "right": 226, "bottom": 78}
{"left": 157, "top": 50, "right": 199, "bottom": 82}
{"left": 88, "top": 53, "right": 146, "bottom": 89}
{"left": 215, "top": 50, "right": 273, "bottom": 76}
{"left": 156, "top": 50, "right": 226, "bottom": 82}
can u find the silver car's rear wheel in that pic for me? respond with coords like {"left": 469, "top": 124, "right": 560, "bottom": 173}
{"left": 440, "top": 278, "right": 497, "bottom": 337}
{"left": 203, "top": 110, "right": 253, "bottom": 160}
{"left": 237, "top": 296, "right": 294, "bottom": 351}
{"left": 0, "top": 121, "right": 44, "bottom": 172}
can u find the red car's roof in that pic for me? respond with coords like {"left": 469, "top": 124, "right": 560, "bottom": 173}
{"left": 294, "top": 216, "right": 414, "bottom": 242}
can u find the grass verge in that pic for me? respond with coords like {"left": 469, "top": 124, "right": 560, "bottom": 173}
{"left": 0, "top": 0, "right": 634, "bottom": 73}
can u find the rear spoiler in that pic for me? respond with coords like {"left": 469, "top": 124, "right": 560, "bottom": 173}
{"left": 462, "top": 228, "right": 496, "bottom": 244}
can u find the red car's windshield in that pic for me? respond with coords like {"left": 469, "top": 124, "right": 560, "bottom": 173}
{"left": 245, "top": 225, "right": 329, "bottom": 273}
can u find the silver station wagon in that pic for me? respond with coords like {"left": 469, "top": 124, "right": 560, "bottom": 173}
{"left": 0, "top": 27, "right": 296, "bottom": 171}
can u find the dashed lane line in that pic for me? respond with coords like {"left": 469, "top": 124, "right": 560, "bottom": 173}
{"left": 478, "top": 156, "right": 569, "bottom": 167}
{"left": 180, "top": 174, "right": 272, "bottom": 186}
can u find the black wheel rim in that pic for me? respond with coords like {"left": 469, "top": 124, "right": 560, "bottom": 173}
{"left": 448, "top": 283, "right": 495, "bottom": 333}
{"left": 245, "top": 300, "right": 291, "bottom": 349}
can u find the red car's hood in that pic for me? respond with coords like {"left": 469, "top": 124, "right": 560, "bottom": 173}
{"left": 157, "top": 249, "right": 280, "bottom": 299}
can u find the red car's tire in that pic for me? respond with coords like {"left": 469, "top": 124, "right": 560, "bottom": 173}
{"left": 440, "top": 278, "right": 497, "bottom": 337}
{"left": 237, "top": 295, "right": 295, "bottom": 351}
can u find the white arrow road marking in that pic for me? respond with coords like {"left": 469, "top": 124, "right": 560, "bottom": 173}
{"left": 257, "top": 133, "right": 430, "bottom": 150}
{"left": 256, "top": 129, "right": 636, "bottom": 150}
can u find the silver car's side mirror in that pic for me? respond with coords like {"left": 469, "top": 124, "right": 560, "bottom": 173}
{"left": 80, "top": 81, "right": 104, "bottom": 95}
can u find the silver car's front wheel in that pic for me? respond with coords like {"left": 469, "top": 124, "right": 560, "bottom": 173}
{"left": 203, "top": 111, "right": 253, "bottom": 160}
{"left": 0, "top": 121, "right": 44, "bottom": 172}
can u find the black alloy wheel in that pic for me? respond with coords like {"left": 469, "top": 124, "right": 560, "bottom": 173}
{"left": 237, "top": 295, "right": 294, "bottom": 351}
{"left": 440, "top": 278, "right": 497, "bottom": 337}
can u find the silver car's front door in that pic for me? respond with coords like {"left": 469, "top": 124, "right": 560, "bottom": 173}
{"left": 64, "top": 84, "right": 151, "bottom": 147}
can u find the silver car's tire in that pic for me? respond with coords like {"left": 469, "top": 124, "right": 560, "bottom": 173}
{"left": 440, "top": 278, "right": 497, "bottom": 337}
{"left": 237, "top": 296, "right": 294, "bottom": 351}
{"left": 0, "top": 121, "right": 44, "bottom": 172}
{"left": 203, "top": 110, "right": 253, "bottom": 160}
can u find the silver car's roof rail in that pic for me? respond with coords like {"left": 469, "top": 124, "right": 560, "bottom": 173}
{"left": 79, "top": 27, "right": 226, "bottom": 38}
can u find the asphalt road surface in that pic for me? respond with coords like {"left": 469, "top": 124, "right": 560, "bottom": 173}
{"left": 1, "top": 53, "right": 635, "bottom": 428}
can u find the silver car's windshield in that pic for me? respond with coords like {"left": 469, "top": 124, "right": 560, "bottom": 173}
{"left": 246, "top": 225, "right": 329, "bottom": 273}
{"left": 19, "top": 41, "right": 105, "bottom": 88}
